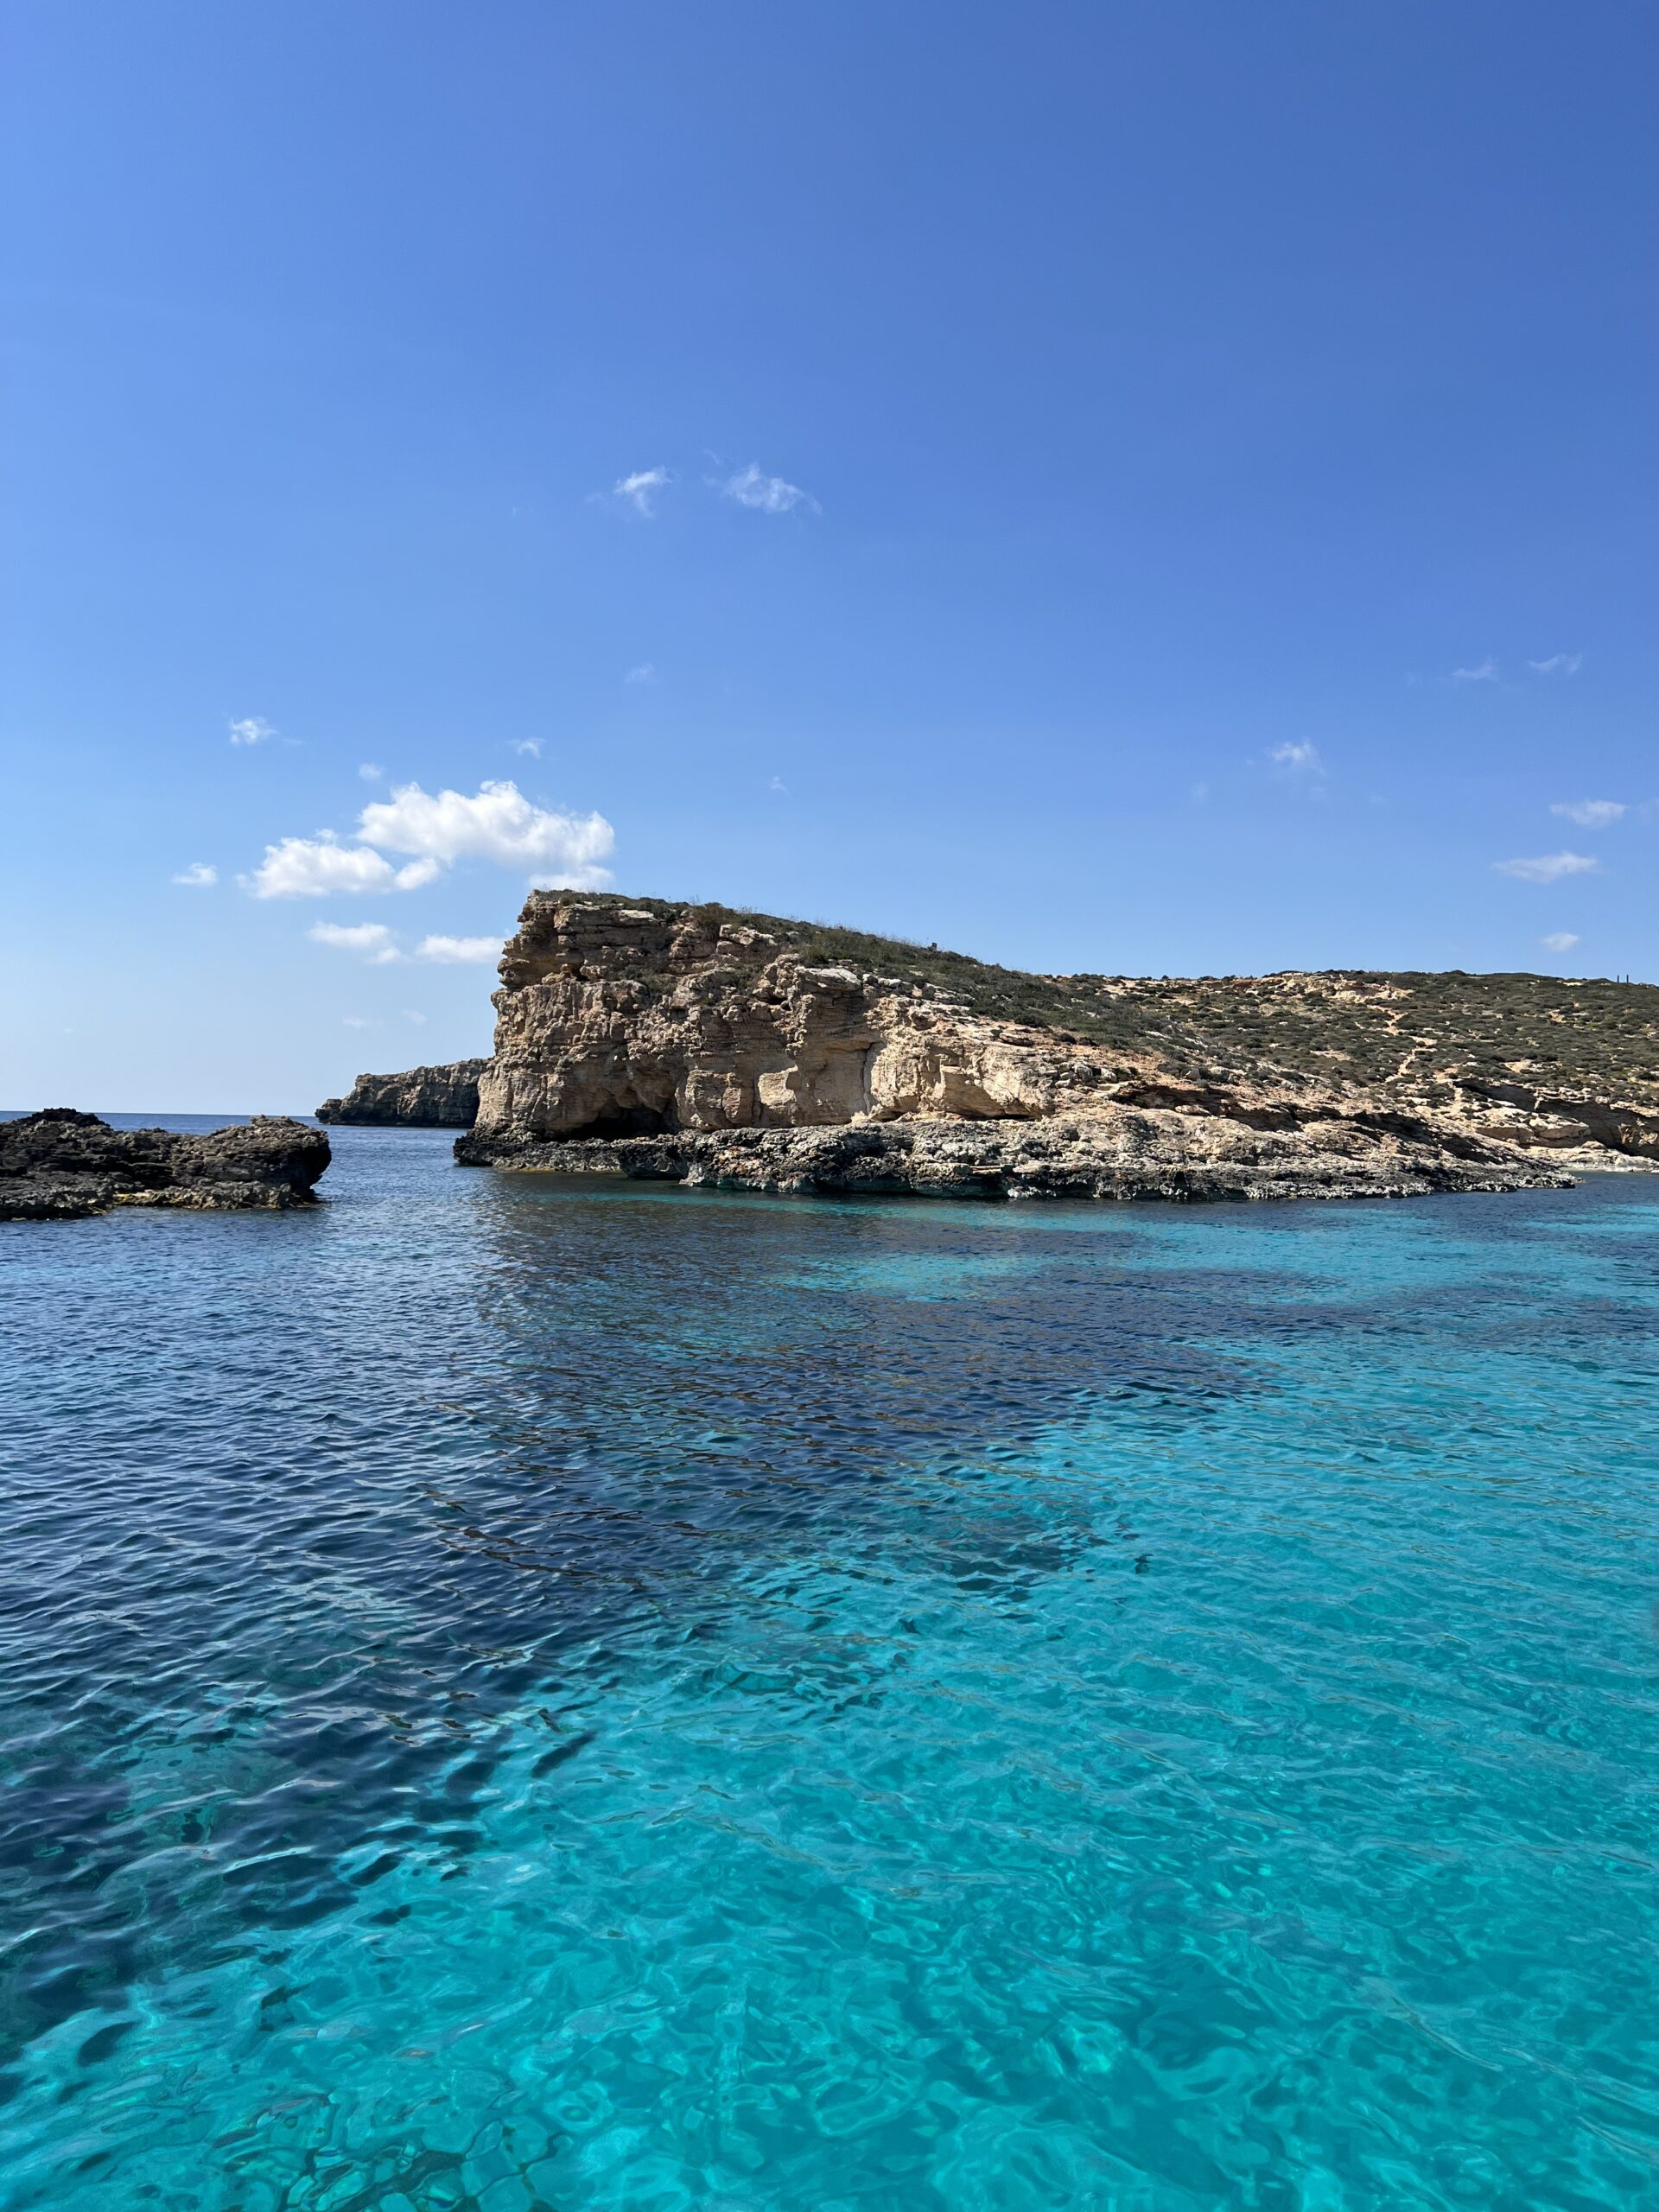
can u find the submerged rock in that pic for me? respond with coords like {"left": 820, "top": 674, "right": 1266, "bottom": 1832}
{"left": 315, "top": 1059, "right": 486, "bottom": 1127}
{"left": 452, "top": 896, "right": 1579, "bottom": 1205}
{"left": 0, "top": 1110, "right": 331, "bottom": 1222}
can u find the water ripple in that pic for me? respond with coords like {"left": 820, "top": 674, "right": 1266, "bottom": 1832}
{"left": 1, "top": 1128, "right": 1656, "bottom": 2207}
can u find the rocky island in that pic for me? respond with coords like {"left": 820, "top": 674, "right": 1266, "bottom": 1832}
{"left": 416, "top": 893, "right": 1659, "bottom": 1204}
{"left": 317, "top": 1059, "right": 486, "bottom": 1127}
{"left": 0, "top": 1110, "right": 331, "bottom": 1221}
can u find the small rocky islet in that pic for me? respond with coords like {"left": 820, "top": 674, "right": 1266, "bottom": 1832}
{"left": 316, "top": 1059, "right": 486, "bottom": 1128}
{"left": 0, "top": 1109, "right": 330, "bottom": 1222}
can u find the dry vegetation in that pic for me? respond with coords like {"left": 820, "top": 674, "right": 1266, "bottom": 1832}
{"left": 579, "top": 895, "right": 1659, "bottom": 1104}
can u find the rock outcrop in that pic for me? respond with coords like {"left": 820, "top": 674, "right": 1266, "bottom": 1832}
{"left": 454, "top": 896, "right": 1589, "bottom": 1204}
{"left": 1446, "top": 1075, "right": 1659, "bottom": 1165}
{"left": 467, "top": 1118, "right": 1564, "bottom": 1204}
{"left": 0, "top": 1110, "right": 331, "bottom": 1221}
{"left": 316, "top": 1059, "right": 486, "bottom": 1127}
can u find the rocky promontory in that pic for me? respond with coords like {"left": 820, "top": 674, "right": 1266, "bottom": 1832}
{"left": 316, "top": 1059, "right": 486, "bottom": 1127}
{"left": 449, "top": 895, "right": 1643, "bottom": 1204}
{"left": 0, "top": 1110, "right": 331, "bottom": 1221}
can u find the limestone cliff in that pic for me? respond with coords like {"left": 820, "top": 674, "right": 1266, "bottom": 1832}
{"left": 454, "top": 895, "right": 1616, "bottom": 1203}
{"left": 316, "top": 1060, "right": 486, "bottom": 1127}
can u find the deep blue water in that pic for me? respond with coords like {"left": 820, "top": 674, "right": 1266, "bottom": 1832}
{"left": 3, "top": 1120, "right": 1658, "bottom": 2209}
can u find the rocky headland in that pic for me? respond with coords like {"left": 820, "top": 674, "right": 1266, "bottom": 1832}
{"left": 0, "top": 1110, "right": 331, "bottom": 1221}
{"left": 316, "top": 1059, "right": 486, "bottom": 1127}
{"left": 440, "top": 894, "right": 1659, "bottom": 1204}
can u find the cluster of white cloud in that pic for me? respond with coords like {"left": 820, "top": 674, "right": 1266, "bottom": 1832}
{"left": 244, "top": 779, "right": 613, "bottom": 899}
{"left": 603, "top": 461, "right": 817, "bottom": 519}
{"left": 419, "top": 934, "right": 503, "bottom": 963}
{"left": 171, "top": 862, "right": 218, "bottom": 887}
{"left": 1451, "top": 654, "right": 1580, "bottom": 683}
{"left": 229, "top": 715, "right": 277, "bottom": 747}
{"left": 309, "top": 922, "right": 503, "bottom": 967}
{"left": 251, "top": 838, "right": 441, "bottom": 898}
{"left": 359, "top": 780, "right": 611, "bottom": 874}
{"left": 1552, "top": 798, "right": 1625, "bottom": 829}
{"left": 613, "top": 467, "right": 671, "bottom": 517}
{"left": 1269, "top": 741, "right": 1322, "bottom": 773}
{"left": 1494, "top": 783, "right": 1629, "bottom": 962}
{"left": 309, "top": 921, "right": 404, "bottom": 963}
{"left": 1492, "top": 851, "right": 1599, "bottom": 884}
{"left": 718, "top": 464, "right": 816, "bottom": 514}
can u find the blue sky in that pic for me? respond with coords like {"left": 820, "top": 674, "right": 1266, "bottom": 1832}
{"left": 4, "top": 3, "right": 1656, "bottom": 1109}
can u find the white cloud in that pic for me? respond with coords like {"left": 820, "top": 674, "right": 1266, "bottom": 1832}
{"left": 768, "top": 774, "right": 787, "bottom": 793}
{"left": 1552, "top": 798, "right": 1624, "bottom": 829}
{"left": 404, "top": 1010, "right": 428, "bottom": 1025}
{"left": 308, "top": 920, "right": 403, "bottom": 964}
{"left": 1541, "top": 931, "right": 1580, "bottom": 952}
{"left": 245, "top": 836, "right": 440, "bottom": 899}
{"left": 1269, "top": 741, "right": 1323, "bottom": 773}
{"left": 512, "top": 738, "right": 543, "bottom": 757}
{"left": 1492, "top": 851, "right": 1600, "bottom": 883}
{"left": 1452, "top": 660, "right": 1497, "bottom": 683}
{"left": 416, "top": 934, "right": 503, "bottom": 965}
{"left": 359, "top": 762, "right": 384, "bottom": 781}
{"left": 342, "top": 1016, "right": 375, "bottom": 1030}
{"left": 229, "top": 715, "right": 278, "bottom": 747}
{"left": 613, "top": 467, "right": 671, "bottom": 517}
{"left": 359, "top": 779, "right": 613, "bottom": 885}
{"left": 719, "top": 463, "right": 816, "bottom": 514}
{"left": 171, "top": 862, "right": 218, "bottom": 887}
{"left": 247, "top": 779, "right": 612, "bottom": 899}
{"left": 1529, "top": 652, "right": 1583, "bottom": 676}
{"left": 624, "top": 663, "right": 655, "bottom": 685}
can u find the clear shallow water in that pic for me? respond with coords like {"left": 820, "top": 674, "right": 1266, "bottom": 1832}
{"left": 2, "top": 1122, "right": 1658, "bottom": 2210}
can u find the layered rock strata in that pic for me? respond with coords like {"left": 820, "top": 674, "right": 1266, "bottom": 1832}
{"left": 0, "top": 1110, "right": 331, "bottom": 1221}
{"left": 316, "top": 1059, "right": 486, "bottom": 1127}
{"left": 1446, "top": 1076, "right": 1659, "bottom": 1166}
{"left": 454, "top": 897, "right": 1580, "bottom": 1205}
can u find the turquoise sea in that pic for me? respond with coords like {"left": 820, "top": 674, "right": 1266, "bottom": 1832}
{"left": 3, "top": 1119, "right": 1657, "bottom": 2210}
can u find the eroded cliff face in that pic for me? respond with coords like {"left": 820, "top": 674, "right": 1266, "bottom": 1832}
{"left": 471, "top": 898, "right": 1118, "bottom": 1140}
{"left": 458, "top": 898, "right": 1575, "bottom": 1202}
{"left": 316, "top": 1060, "right": 486, "bottom": 1127}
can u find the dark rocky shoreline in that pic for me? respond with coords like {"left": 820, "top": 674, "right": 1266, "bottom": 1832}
{"left": 0, "top": 1110, "right": 331, "bottom": 1221}
{"left": 456, "top": 1113, "right": 1571, "bottom": 1205}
